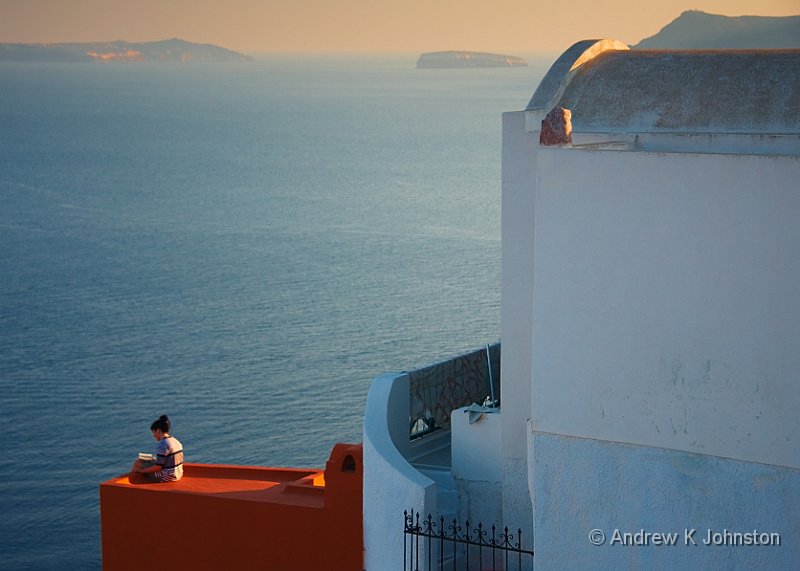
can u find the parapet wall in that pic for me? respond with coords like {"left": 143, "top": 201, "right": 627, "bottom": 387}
{"left": 100, "top": 444, "right": 363, "bottom": 571}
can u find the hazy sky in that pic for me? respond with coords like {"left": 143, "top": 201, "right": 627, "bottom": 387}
{"left": 1, "top": 0, "right": 797, "bottom": 53}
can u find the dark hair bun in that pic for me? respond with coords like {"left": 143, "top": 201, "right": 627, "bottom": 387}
{"left": 150, "top": 415, "right": 172, "bottom": 432}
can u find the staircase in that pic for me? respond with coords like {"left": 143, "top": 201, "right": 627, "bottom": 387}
{"left": 409, "top": 436, "right": 457, "bottom": 522}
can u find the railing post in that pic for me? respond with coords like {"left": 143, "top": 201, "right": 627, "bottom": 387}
{"left": 491, "top": 524, "right": 496, "bottom": 571}
{"left": 504, "top": 527, "right": 510, "bottom": 571}
{"left": 404, "top": 510, "right": 408, "bottom": 571}
{"left": 464, "top": 520, "right": 470, "bottom": 571}
{"left": 439, "top": 515, "right": 445, "bottom": 571}
{"left": 478, "top": 522, "right": 484, "bottom": 570}
{"left": 450, "top": 517, "right": 458, "bottom": 571}
{"left": 426, "top": 514, "right": 432, "bottom": 571}
{"left": 415, "top": 511, "right": 420, "bottom": 571}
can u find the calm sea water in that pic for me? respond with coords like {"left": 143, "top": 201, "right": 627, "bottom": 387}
{"left": 0, "top": 54, "right": 547, "bottom": 569}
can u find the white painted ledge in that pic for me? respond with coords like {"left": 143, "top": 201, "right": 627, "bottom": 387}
{"left": 363, "top": 372, "right": 437, "bottom": 570}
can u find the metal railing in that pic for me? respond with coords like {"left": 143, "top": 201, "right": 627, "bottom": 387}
{"left": 408, "top": 342, "right": 500, "bottom": 439}
{"left": 404, "top": 510, "right": 533, "bottom": 571}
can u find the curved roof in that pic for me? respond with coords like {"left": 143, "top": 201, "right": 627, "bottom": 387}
{"left": 528, "top": 40, "right": 800, "bottom": 134}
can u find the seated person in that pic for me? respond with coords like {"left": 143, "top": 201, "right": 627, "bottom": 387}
{"left": 131, "top": 415, "right": 184, "bottom": 482}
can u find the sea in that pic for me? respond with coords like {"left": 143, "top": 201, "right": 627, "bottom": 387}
{"left": 0, "top": 53, "right": 549, "bottom": 569}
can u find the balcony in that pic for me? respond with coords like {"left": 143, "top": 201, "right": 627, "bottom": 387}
{"left": 99, "top": 443, "right": 363, "bottom": 570}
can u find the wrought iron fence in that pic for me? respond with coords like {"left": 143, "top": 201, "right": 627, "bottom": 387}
{"left": 409, "top": 342, "right": 500, "bottom": 439}
{"left": 404, "top": 510, "right": 533, "bottom": 571}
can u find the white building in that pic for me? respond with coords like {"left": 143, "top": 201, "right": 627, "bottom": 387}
{"left": 364, "top": 40, "right": 800, "bottom": 569}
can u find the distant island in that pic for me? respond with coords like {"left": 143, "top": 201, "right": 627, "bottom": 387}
{"left": 417, "top": 50, "right": 527, "bottom": 68}
{"left": 0, "top": 38, "right": 252, "bottom": 63}
{"left": 633, "top": 11, "right": 800, "bottom": 49}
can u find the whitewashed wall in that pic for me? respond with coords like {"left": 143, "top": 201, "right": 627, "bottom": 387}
{"left": 511, "top": 134, "right": 800, "bottom": 568}
{"left": 530, "top": 147, "right": 800, "bottom": 468}
{"left": 499, "top": 110, "right": 538, "bottom": 537}
{"left": 363, "top": 373, "right": 436, "bottom": 570}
